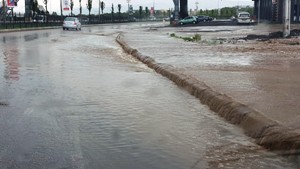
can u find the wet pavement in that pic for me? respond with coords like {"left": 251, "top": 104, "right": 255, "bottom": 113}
{"left": 0, "top": 24, "right": 298, "bottom": 168}
{"left": 123, "top": 24, "right": 300, "bottom": 128}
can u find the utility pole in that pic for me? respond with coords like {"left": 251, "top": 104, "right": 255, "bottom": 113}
{"left": 173, "top": 0, "right": 179, "bottom": 21}
{"left": 127, "top": 0, "right": 131, "bottom": 21}
{"left": 60, "top": 0, "right": 63, "bottom": 21}
{"left": 195, "top": 1, "right": 199, "bottom": 13}
{"left": 99, "top": 0, "right": 100, "bottom": 23}
{"left": 218, "top": 0, "right": 220, "bottom": 16}
{"left": 283, "top": 0, "right": 291, "bottom": 37}
{"left": 258, "top": 0, "right": 260, "bottom": 24}
{"left": 2, "top": 0, "right": 6, "bottom": 23}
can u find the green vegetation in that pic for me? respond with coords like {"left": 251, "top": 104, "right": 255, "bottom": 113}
{"left": 170, "top": 33, "right": 201, "bottom": 42}
{"left": 170, "top": 33, "right": 229, "bottom": 45}
{"left": 198, "top": 6, "right": 254, "bottom": 19}
{"left": 288, "top": 42, "right": 300, "bottom": 45}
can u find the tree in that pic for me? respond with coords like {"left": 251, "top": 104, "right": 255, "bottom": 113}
{"left": 117, "top": 4, "right": 121, "bottom": 20}
{"left": 139, "top": 6, "right": 143, "bottom": 19}
{"left": 111, "top": 3, "right": 114, "bottom": 21}
{"left": 86, "top": 0, "right": 92, "bottom": 22}
{"left": 199, "top": 9, "right": 203, "bottom": 15}
{"left": 101, "top": 1, "right": 105, "bottom": 14}
{"left": 145, "top": 7, "right": 149, "bottom": 18}
{"left": 79, "top": 0, "right": 82, "bottom": 18}
{"left": 43, "top": 0, "right": 47, "bottom": 21}
{"left": 70, "top": 0, "right": 74, "bottom": 16}
{"left": 31, "top": 0, "right": 39, "bottom": 16}
{"left": 100, "top": 1, "right": 105, "bottom": 22}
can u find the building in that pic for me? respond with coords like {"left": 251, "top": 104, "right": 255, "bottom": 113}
{"left": 253, "top": 0, "right": 300, "bottom": 23}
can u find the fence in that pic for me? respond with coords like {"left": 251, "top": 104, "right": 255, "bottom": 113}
{"left": 0, "top": 13, "right": 138, "bottom": 30}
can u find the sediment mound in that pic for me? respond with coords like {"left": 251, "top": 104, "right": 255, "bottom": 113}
{"left": 116, "top": 34, "right": 300, "bottom": 165}
{"left": 246, "top": 29, "right": 300, "bottom": 40}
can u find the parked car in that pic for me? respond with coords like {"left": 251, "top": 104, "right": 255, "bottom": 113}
{"left": 63, "top": 17, "right": 81, "bottom": 31}
{"left": 32, "top": 15, "right": 45, "bottom": 23}
{"left": 236, "top": 12, "right": 252, "bottom": 24}
{"left": 178, "top": 16, "right": 198, "bottom": 25}
{"left": 197, "top": 15, "right": 213, "bottom": 22}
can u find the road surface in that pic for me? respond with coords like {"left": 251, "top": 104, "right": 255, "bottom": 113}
{"left": 0, "top": 23, "right": 297, "bottom": 169}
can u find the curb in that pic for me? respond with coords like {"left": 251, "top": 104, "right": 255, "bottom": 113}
{"left": 0, "top": 26, "right": 61, "bottom": 33}
{"left": 116, "top": 33, "right": 300, "bottom": 164}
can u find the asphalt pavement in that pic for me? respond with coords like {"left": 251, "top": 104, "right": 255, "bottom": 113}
{"left": 0, "top": 24, "right": 299, "bottom": 169}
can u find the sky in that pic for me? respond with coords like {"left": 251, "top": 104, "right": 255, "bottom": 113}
{"left": 12, "top": 0, "right": 253, "bottom": 15}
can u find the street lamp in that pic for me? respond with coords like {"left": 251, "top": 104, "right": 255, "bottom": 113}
{"left": 127, "top": 0, "right": 131, "bottom": 20}
{"left": 153, "top": 0, "right": 155, "bottom": 10}
{"left": 218, "top": 0, "right": 222, "bottom": 16}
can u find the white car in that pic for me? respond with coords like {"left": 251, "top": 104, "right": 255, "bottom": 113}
{"left": 63, "top": 17, "right": 81, "bottom": 31}
{"left": 236, "top": 12, "right": 252, "bottom": 24}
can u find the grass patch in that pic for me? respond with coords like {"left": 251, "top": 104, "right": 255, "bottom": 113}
{"left": 288, "top": 42, "right": 300, "bottom": 45}
{"left": 170, "top": 33, "right": 226, "bottom": 45}
{"left": 170, "top": 33, "right": 201, "bottom": 42}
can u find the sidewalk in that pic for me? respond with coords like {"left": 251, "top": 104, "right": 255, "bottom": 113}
{"left": 116, "top": 24, "right": 300, "bottom": 156}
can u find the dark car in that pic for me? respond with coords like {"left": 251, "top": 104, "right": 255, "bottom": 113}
{"left": 197, "top": 15, "right": 213, "bottom": 22}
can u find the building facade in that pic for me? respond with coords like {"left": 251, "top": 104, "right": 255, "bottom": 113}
{"left": 253, "top": 0, "right": 300, "bottom": 23}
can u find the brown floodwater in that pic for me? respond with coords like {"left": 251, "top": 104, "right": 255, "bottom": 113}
{"left": 0, "top": 24, "right": 298, "bottom": 169}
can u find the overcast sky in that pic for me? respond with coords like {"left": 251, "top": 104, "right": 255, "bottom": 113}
{"left": 13, "top": 0, "right": 253, "bottom": 14}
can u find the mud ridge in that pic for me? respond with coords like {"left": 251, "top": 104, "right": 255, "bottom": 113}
{"left": 116, "top": 33, "right": 300, "bottom": 164}
{"left": 246, "top": 29, "right": 300, "bottom": 40}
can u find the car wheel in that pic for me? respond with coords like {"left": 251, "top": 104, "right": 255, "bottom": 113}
{"left": 180, "top": 22, "right": 183, "bottom": 25}
{"left": 193, "top": 21, "right": 196, "bottom": 24}
{"left": 63, "top": 27, "right": 65, "bottom": 30}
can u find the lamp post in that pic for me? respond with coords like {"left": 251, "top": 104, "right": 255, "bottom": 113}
{"left": 258, "top": 0, "right": 260, "bottom": 24}
{"left": 218, "top": 0, "right": 220, "bottom": 16}
{"left": 60, "top": 0, "right": 63, "bottom": 21}
{"left": 127, "top": 0, "right": 131, "bottom": 21}
{"left": 153, "top": 0, "right": 155, "bottom": 11}
{"left": 99, "top": 0, "right": 100, "bottom": 23}
{"left": 283, "top": 0, "right": 291, "bottom": 37}
{"left": 218, "top": 0, "right": 223, "bottom": 16}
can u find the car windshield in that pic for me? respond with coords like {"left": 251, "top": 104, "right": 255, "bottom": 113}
{"left": 64, "top": 17, "right": 76, "bottom": 21}
{"left": 239, "top": 14, "right": 250, "bottom": 17}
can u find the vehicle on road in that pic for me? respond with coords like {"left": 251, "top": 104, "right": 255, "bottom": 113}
{"left": 63, "top": 17, "right": 81, "bottom": 31}
{"left": 197, "top": 15, "right": 213, "bottom": 23}
{"left": 178, "top": 16, "right": 198, "bottom": 25}
{"left": 32, "top": 15, "right": 45, "bottom": 23}
{"left": 236, "top": 12, "right": 252, "bottom": 24}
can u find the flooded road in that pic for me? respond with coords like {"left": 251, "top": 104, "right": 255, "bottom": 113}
{"left": 123, "top": 24, "right": 300, "bottom": 126}
{"left": 0, "top": 24, "right": 298, "bottom": 169}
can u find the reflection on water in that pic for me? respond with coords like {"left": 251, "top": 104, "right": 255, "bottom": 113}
{"left": 3, "top": 47, "right": 20, "bottom": 81}
{"left": 0, "top": 27, "right": 297, "bottom": 169}
{"left": 24, "top": 33, "right": 39, "bottom": 42}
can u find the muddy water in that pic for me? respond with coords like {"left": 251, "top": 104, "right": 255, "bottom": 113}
{"left": 123, "top": 25, "right": 300, "bottom": 126}
{"left": 0, "top": 26, "right": 297, "bottom": 168}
